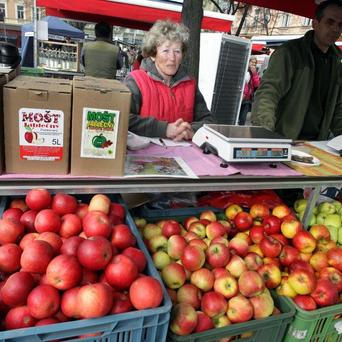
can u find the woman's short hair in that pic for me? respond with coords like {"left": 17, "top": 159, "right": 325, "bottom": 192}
{"left": 142, "top": 20, "right": 189, "bottom": 57}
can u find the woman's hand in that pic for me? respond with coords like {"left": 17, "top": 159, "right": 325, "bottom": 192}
{"left": 166, "top": 118, "right": 194, "bottom": 140}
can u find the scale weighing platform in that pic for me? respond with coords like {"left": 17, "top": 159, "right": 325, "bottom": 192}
{"left": 192, "top": 124, "right": 293, "bottom": 163}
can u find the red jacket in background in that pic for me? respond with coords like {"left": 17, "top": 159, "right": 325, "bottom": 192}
{"left": 243, "top": 70, "right": 260, "bottom": 101}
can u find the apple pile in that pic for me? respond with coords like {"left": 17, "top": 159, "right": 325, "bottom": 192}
{"left": 135, "top": 202, "right": 342, "bottom": 336}
{"left": 0, "top": 189, "right": 164, "bottom": 332}
{"left": 294, "top": 198, "right": 342, "bottom": 244}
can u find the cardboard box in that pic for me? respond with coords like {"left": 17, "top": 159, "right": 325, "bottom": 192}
{"left": 71, "top": 76, "right": 130, "bottom": 177}
{"left": 4, "top": 76, "right": 72, "bottom": 174}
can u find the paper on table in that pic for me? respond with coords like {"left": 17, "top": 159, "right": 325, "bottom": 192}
{"left": 150, "top": 138, "right": 192, "bottom": 147}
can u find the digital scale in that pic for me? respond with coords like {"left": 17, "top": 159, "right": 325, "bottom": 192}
{"left": 192, "top": 124, "right": 293, "bottom": 163}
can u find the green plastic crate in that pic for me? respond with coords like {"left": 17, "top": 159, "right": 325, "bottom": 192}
{"left": 20, "top": 67, "right": 45, "bottom": 77}
{"left": 167, "top": 292, "right": 295, "bottom": 342}
{"left": 283, "top": 297, "right": 342, "bottom": 342}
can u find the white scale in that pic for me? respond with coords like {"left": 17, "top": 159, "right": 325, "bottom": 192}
{"left": 192, "top": 124, "right": 293, "bottom": 163}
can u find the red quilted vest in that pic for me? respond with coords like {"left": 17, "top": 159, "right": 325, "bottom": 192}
{"left": 131, "top": 69, "right": 195, "bottom": 123}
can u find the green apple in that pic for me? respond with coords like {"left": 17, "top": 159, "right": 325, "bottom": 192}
{"left": 318, "top": 202, "right": 336, "bottom": 214}
{"left": 294, "top": 199, "right": 308, "bottom": 213}
{"left": 324, "top": 214, "right": 341, "bottom": 228}
{"left": 313, "top": 206, "right": 319, "bottom": 215}
{"left": 152, "top": 251, "right": 171, "bottom": 270}
{"left": 331, "top": 200, "right": 342, "bottom": 212}
{"left": 326, "top": 225, "right": 338, "bottom": 242}
{"left": 338, "top": 228, "right": 342, "bottom": 245}
{"left": 297, "top": 210, "right": 316, "bottom": 226}
{"left": 316, "top": 212, "right": 328, "bottom": 225}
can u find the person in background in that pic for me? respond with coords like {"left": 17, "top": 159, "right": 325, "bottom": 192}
{"left": 251, "top": 0, "right": 342, "bottom": 140}
{"left": 132, "top": 50, "right": 144, "bottom": 70}
{"left": 81, "top": 21, "right": 123, "bottom": 79}
{"left": 239, "top": 56, "right": 260, "bottom": 125}
{"left": 124, "top": 20, "right": 214, "bottom": 141}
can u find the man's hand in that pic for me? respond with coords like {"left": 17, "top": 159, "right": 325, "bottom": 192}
{"left": 166, "top": 118, "right": 194, "bottom": 140}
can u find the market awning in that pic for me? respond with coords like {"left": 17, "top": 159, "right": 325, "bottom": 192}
{"left": 37, "top": 0, "right": 234, "bottom": 32}
{"left": 239, "top": 0, "right": 318, "bottom": 19}
{"left": 251, "top": 42, "right": 268, "bottom": 54}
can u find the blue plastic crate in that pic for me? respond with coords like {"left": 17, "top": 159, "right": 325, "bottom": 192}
{"left": 0, "top": 194, "right": 172, "bottom": 342}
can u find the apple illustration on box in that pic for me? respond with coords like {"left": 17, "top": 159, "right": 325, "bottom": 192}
{"left": 24, "top": 130, "right": 38, "bottom": 143}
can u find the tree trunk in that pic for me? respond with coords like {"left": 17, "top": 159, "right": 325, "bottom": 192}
{"left": 181, "top": 0, "right": 203, "bottom": 83}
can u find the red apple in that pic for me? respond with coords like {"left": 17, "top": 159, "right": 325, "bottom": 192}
{"left": 80, "top": 268, "right": 98, "bottom": 285}
{"left": 293, "top": 231, "right": 317, "bottom": 254}
{"left": 77, "top": 283, "right": 113, "bottom": 318}
{"left": 59, "top": 214, "right": 82, "bottom": 238}
{"left": 162, "top": 220, "right": 181, "bottom": 238}
{"left": 249, "top": 291, "right": 274, "bottom": 319}
{"left": 289, "top": 259, "right": 315, "bottom": 275}
{"left": 206, "top": 221, "right": 226, "bottom": 240}
{"left": 311, "top": 279, "right": 338, "bottom": 307}
{"left": 51, "top": 193, "right": 78, "bottom": 215}
{"left": 272, "top": 204, "right": 291, "bottom": 219}
{"left": 111, "top": 224, "right": 136, "bottom": 250}
{"left": 20, "top": 240, "right": 54, "bottom": 273}
{"left": 76, "top": 203, "right": 89, "bottom": 220}
{"left": 194, "top": 311, "right": 214, "bottom": 333}
{"left": 19, "top": 232, "right": 39, "bottom": 250}
{"left": 227, "top": 294, "right": 253, "bottom": 323}
{"left": 0, "top": 218, "right": 24, "bottom": 244}
{"left": 111, "top": 292, "right": 133, "bottom": 314}
{"left": 122, "top": 247, "right": 146, "bottom": 273}
{"left": 82, "top": 211, "right": 111, "bottom": 238}
{"left": 2, "top": 208, "right": 23, "bottom": 222}
{"left": 34, "top": 209, "right": 61, "bottom": 234}
{"left": 212, "top": 267, "right": 230, "bottom": 279}
{"left": 77, "top": 236, "right": 112, "bottom": 270}
{"left": 170, "top": 303, "right": 198, "bottom": 336}
{"left": 201, "top": 291, "right": 227, "bottom": 318}
{"left": 129, "top": 276, "right": 163, "bottom": 310}
{"left": 234, "top": 212, "right": 253, "bottom": 231}
{"left": 206, "top": 243, "right": 230, "bottom": 268}
{"left": 88, "top": 194, "right": 111, "bottom": 214}
{"left": 214, "top": 273, "right": 238, "bottom": 299}
{"left": 293, "top": 295, "right": 317, "bottom": 311}
{"left": 37, "top": 232, "right": 63, "bottom": 255}
{"left": 105, "top": 254, "right": 138, "bottom": 290}
{"left": 260, "top": 236, "right": 282, "bottom": 258}
{"left": 184, "top": 216, "right": 199, "bottom": 230}
{"left": 35, "top": 318, "right": 59, "bottom": 326}
{"left": 177, "top": 284, "right": 202, "bottom": 309}
{"left": 288, "top": 269, "right": 317, "bottom": 295}
{"left": 244, "top": 252, "right": 263, "bottom": 271}
{"left": 9, "top": 198, "right": 28, "bottom": 212}
{"left": 0, "top": 243, "right": 22, "bottom": 273}
{"left": 190, "top": 268, "right": 215, "bottom": 292}
{"left": 258, "top": 264, "right": 281, "bottom": 289}
{"left": 281, "top": 219, "right": 302, "bottom": 239}
{"left": 263, "top": 215, "right": 281, "bottom": 235}
{"left": 226, "top": 255, "right": 247, "bottom": 278}
{"left": 46, "top": 254, "right": 82, "bottom": 290}
{"left": 61, "top": 287, "right": 80, "bottom": 318}
{"left": 249, "top": 225, "right": 265, "bottom": 244}
{"left": 60, "top": 236, "right": 84, "bottom": 256}
{"left": 109, "top": 202, "right": 125, "bottom": 220}
{"left": 188, "top": 222, "right": 206, "bottom": 239}
{"left": 270, "top": 233, "right": 289, "bottom": 246}
{"left": 183, "top": 231, "right": 200, "bottom": 243}
{"left": 250, "top": 204, "right": 270, "bottom": 219}
{"left": 310, "top": 251, "right": 329, "bottom": 272}
{"left": 238, "top": 271, "right": 265, "bottom": 297}
{"left": 5, "top": 306, "right": 37, "bottom": 330}
{"left": 27, "top": 284, "right": 60, "bottom": 319}
{"left": 189, "top": 238, "right": 208, "bottom": 251}
{"left": 319, "top": 267, "right": 342, "bottom": 292}
{"left": 327, "top": 247, "right": 342, "bottom": 271}
{"left": 161, "top": 262, "right": 186, "bottom": 289}
{"left": 279, "top": 245, "right": 300, "bottom": 267}
{"left": 200, "top": 210, "right": 217, "bottom": 222}
{"left": 309, "top": 224, "right": 331, "bottom": 242}
{"left": 181, "top": 245, "right": 205, "bottom": 271}
{"left": 25, "top": 189, "right": 51, "bottom": 211}
{"left": 228, "top": 237, "right": 249, "bottom": 257}
{"left": 1, "top": 272, "right": 35, "bottom": 306}
{"left": 20, "top": 210, "right": 38, "bottom": 233}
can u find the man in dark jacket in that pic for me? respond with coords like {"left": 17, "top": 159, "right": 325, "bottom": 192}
{"left": 251, "top": 0, "right": 342, "bottom": 140}
{"left": 81, "top": 22, "right": 123, "bottom": 79}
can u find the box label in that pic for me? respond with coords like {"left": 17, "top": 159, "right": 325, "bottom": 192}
{"left": 19, "top": 108, "right": 64, "bottom": 161}
{"left": 80, "top": 107, "right": 119, "bottom": 159}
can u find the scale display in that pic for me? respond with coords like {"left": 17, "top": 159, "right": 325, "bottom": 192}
{"left": 233, "top": 147, "right": 289, "bottom": 160}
